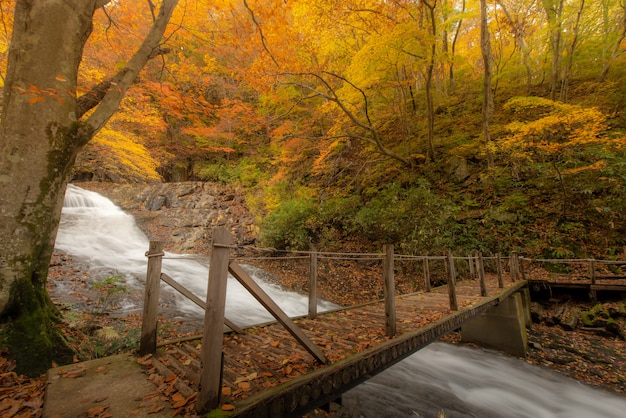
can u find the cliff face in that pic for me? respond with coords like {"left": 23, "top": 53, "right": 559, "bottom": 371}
{"left": 75, "top": 182, "right": 258, "bottom": 254}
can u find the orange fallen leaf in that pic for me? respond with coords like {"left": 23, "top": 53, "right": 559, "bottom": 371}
{"left": 237, "top": 381, "right": 251, "bottom": 391}
{"left": 171, "top": 393, "right": 185, "bottom": 403}
{"left": 221, "top": 404, "right": 235, "bottom": 411}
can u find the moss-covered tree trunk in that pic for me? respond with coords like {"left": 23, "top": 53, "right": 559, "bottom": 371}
{"left": 0, "top": 0, "right": 179, "bottom": 376}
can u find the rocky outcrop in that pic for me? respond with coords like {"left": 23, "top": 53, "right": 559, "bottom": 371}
{"left": 76, "top": 182, "right": 258, "bottom": 254}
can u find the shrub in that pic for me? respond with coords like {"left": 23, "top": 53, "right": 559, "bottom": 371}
{"left": 258, "top": 198, "right": 317, "bottom": 250}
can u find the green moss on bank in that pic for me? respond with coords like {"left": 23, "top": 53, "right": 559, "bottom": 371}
{"left": 0, "top": 278, "right": 74, "bottom": 377}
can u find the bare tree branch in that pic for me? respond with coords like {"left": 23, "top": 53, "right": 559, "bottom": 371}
{"left": 283, "top": 72, "right": 411, "bottom": 166}
{"left": 243, "top": 0, "right": 280, "bottom": 68}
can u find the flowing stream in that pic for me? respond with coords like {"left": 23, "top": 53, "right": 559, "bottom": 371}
{"left": 56, "top": 184, "right": 626, "bottom": 417}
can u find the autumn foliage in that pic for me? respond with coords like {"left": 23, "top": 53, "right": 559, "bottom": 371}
{"left": 2, "top": 0, "right": 625, "bottom": 257}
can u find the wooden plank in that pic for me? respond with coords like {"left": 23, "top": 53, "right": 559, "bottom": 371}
{"left": 160, "top": 272, "right": 244, "bottom": 334}
{"left": 228, "top": 262, "right": 328, "bottom": 365}
{"left": 383, "top": 244, "right": 396, "bottom": 337}
{"left": 591, "top": 284, "right": 626, "bottom": 291}
{"left": 139, "top": 241, "right": 163, "bottom": 355}
{"left": 196, "top": 229, "right": 232, "bottom": 413}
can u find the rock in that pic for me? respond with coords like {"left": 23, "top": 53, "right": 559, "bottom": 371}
{"left": 530, "top": 302, "right": 545, "bottom": 324}
{"left": 445, "top": 156, "right": 470, "bottom": 182}
{"left": 146, "top": 195, "right": 167, "bottom": 211}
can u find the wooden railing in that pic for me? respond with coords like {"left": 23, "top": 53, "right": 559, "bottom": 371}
{"left": 517, "top": 256, "right": 626, "bottom": 285}
{"left": 138, "top": 229, "right": 524, "bottom": 413}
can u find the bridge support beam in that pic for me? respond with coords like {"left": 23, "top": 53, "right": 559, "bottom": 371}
{"left": 460, "top": 292, "right": 528, "bottom": 357}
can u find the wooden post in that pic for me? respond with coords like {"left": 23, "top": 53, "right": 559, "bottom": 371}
{"left": 519, "top": 256, "right": 526, "bottom": 280}
{"left": 309, "top": 248, "right": 318, "bottom": 319}
{"left": 478, "top": 252, "right": 487, "bottom": 297}
{"left": 139, "top": 241, "right": 164, "bottom": 356}
{"left": 446, "top": 252, "right": 458, "bottom": 311}
{"left": 496, "top": 253, "right": 504, "bottom": 288}
{"left": 423, "top": 257, "right": 431, "bottom": 292}
{"left": 590, "top": 259, "right": 596, "bottom": 285}
{"left": 383, "top": 244, "right": 396, "bottom": 337}
{"left": 197, "top": 229, "right": 231, "bottom": 414}
{"left": 468, "top": 254, "right": 476, "bottom": 278}
{"left": 510, "top": 252, "right": 518, "bottom": 282}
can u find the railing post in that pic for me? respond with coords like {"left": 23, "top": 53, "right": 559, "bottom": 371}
{"left": 468, "top": 253, "right": 476, "bottom": 278}
{"left": 197, "top": 229, "right": 231, "bottom": 414}
{"left": 496, "top": 253, "right": 504, "bottom": 288}
{"left": 446, "top": 252, "right": 458, "bottom": 311}
{"left": 519, "top": 256, "right": 526, "bottom": 280}
{"left": 510, "top": 252, "right": 518, "bottom": 282}
{"left": 590, "top": 259, "right": 596, "bottom": 285}
{"left": 309, "top": 248, "right": 318, "bottom": 319}
{"left": 383, "top": 244, "right": 396, "bottom": 337}
{"left": 139, "top": 241, "right": 164, "bottom": 356}
{"left": 423, "top": 257, "right": 431, "bottom": 292}
{"left": 478, "top": 252, "right": 487, "bottom": 297}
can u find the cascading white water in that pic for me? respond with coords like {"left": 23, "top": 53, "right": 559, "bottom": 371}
{"left": 56, "top": 184, "right": 337, "bottom": 325}
{"left": 342, "top": 342, "right": 626, "bottom": 417}
{"left": 56, "top": 185, "right": 626, "bottom": 417}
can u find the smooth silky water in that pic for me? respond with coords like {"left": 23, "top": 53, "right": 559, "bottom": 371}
{"left": 56, "top": 185, "right": 626, "bottom": 417}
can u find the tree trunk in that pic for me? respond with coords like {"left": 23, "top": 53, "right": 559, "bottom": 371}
{"left": 0, "top": 0, "right": 178, "bottom": 376}
{"left": 560, "top": 0, "right": 585, "bottom": 102}
{"left": 543, "top": 0, "right": 564, "bottom": 100}
{"left": 423, "top": 0, "right": 438, "bottom": 162}
{"left": 480, "top": 0, "right": 494, "bottom": 167}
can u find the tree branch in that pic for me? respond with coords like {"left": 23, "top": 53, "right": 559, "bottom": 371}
{"left": 82, "top": 0, "right": 179, "bottom": 138}
{"left": 243, "top": 0, "right": 280, "bottom": 68}
{"left": 283, "top": 72, "right": 411, "bottom": 166}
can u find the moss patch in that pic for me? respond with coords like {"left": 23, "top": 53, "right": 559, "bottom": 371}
{"left": 0, "top": 279, "right": 74, "bottom": 377}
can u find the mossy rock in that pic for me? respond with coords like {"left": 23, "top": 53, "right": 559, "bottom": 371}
{"left": 581, "top": 311, "right": 597, "bottom": 327}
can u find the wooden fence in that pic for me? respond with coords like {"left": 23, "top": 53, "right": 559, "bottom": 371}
{"left": 138, "top": 229, "right": 527, "bottom": 413}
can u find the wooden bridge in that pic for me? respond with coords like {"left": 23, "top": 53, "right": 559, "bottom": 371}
{"left": 138, "top": 230, "right": 530, "bottom": 417}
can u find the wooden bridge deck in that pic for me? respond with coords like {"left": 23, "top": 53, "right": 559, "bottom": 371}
{"left": 145, "top": 276, "right": 526, "bottom": 417}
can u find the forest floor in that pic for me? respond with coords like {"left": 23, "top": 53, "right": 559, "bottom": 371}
{"left": 1, "top": 252, "right": 626, "bottom": 417}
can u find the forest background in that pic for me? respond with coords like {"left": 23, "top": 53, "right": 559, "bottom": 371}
{"left": 5, "top": 0, "right": 625, "bottom": 259}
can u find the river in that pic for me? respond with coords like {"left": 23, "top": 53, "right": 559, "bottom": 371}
{"left": 56, "top": 184, "right": 626, "bottom": 417}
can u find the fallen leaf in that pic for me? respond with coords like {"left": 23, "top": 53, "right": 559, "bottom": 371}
{"left": 171, "top": 393, "right": 185, "bottom": 403}
{"left": 237, "top": 381, "right": 251, "bottom": 391}
{"left": 221, "top": 404, "right": 235, "bottom": 411}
